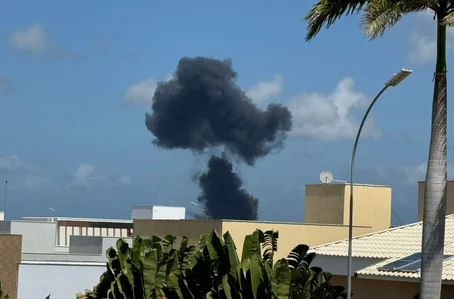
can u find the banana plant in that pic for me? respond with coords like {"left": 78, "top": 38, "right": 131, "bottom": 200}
{"left": 77, "top": 229, "right": 348, "bottom": 299}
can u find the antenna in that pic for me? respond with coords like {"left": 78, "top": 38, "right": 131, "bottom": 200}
{"left": 320, "top": 171, "right": 334, "bottom": 184}
{"left": 319, "top": 171, "right": 348, "bottom": 184}
{"left": 3, "top": 180, "right": 7, "bottom": 220}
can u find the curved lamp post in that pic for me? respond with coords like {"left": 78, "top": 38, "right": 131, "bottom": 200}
{"left": 47, "top": 207, "right": 61, "bottom": 217}
{"left": 346, "top": 69, "right": 413, "bottom": 299}
{"left": 190, "top": 201, "right": 208, "bottom": 219}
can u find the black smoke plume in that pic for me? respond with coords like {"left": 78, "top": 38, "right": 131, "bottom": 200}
{"left": 198, "top": 155, "right": 258, "bottom": 220}
{"left": 145, "top": 56, "right": 292, "bottom": 166}
{"left": 145, "top": 56, "right": 292, "bottom": 220}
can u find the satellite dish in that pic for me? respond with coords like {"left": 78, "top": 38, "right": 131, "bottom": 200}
{"left": 320, "top": 171, "right": 334, "bottom": 184}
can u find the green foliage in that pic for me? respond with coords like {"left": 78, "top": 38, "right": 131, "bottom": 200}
{"left": 77, "top": 230, "right": 348, "bottom": 299}
{"left": 0, "top": 281, "right": 10, "bottom": 299}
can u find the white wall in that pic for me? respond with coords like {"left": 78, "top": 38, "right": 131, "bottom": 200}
{"left": 57, "top": 225, "right": 129, "bottom": 246}
{"left": 132, "top": 206, "right": 186, "bottom": 220}
{"left": 312, "top": 255, "right": 383, "bottom": 276}
{"left": 10, "top": 221, "right": 57, "bottom": 253}
{"left": 153, "top": 206, "right": 185, "bottom": 220}
{"left": 18, "top": 263, "right": 105, "bottom": 299}
{"left": 0, "top": 211, "right": 4, "bottom": 221}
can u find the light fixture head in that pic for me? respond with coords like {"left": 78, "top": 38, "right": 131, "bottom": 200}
{"left": 385, "top": 69, "right": 413, "bottom": 87}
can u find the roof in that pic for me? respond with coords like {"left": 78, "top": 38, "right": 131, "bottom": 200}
{"left": 21, "top": 261, "right": 105, "bottom": 266}
{"left": 311, "top": 214, "right": 454, "bottom": 259}
{"left": 356, "top": 254, "right": 454, "bottom": 282}
{"left": 21, "top": 216, "right": 133, "bottom": 224}
{"left": 311, "top": 214, "right": 454, "bottom": 282}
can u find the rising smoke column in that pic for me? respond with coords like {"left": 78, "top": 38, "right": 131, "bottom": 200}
{"left": 145, "top": 56, "right": 292, "bottom": 219}
{"left": 198, "top": 155, "right": 258, "bottom": 220}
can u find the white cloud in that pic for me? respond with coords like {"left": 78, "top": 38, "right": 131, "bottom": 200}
{"left": 124, "top": 75, "right": 175, "bottom": 107}
{"left": 24, "top": 176, "right": 52, "bottom": 191}
{"left": 0, "top": 155, "right": 25, "bottom": 171}
{"left": 410, "top": 33, "right": 437, "bottom": 64}
{"left": 288, "top": 77, "right": 382, "bottom": 141}
{"left": 409, "top": 10, "right": 454, "bottom": 64}
{"left": 9, "top": 23, "right": 47, "bottom": 52}
{"left": 118, "top": 176, "right": 133, "bottom": 185}
{"left": 72, "top": 163, "right": 95, "bottom": 186}
{"left": 246, "top": 74, "right": 283, "bottom": 105}
{"left": 124, "top": 79, "right": 158, "bottom": 107}
{"left": 400, "top": 161, "right": 454, "bottom": 185}
{"left": 0, "top": 77, "right": 12, "bottom": 92}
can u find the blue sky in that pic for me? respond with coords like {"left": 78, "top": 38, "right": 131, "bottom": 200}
{"left": 0, "top": 1, "right": 451, "bottom": 224}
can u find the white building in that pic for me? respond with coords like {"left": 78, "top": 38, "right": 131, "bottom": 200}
{"left": 0, "top": 205, "right": 186, "bottom": 299}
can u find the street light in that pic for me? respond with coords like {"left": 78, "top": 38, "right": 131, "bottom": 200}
{"left": 190, "top": 201, "right": 208, "bottom": 219}
{"left": 47, "top": 207, "right": 61, "bottom": 218}
{"left": 346, "top": 68, "right": 413, "bottom": 299}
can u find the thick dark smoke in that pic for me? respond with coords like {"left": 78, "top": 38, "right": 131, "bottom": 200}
{"left": 145, "top": 56, "right": 292, "bottom": 166}
{"left": 145, "top": 56, "right": 292, "bottom": 220}
{"left": 198, "top": 155, "right": 258, "bottom": 220}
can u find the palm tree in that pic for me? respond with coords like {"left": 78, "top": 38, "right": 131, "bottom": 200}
{"left": 303, "top": 1, "right": 449, "bottom": 298}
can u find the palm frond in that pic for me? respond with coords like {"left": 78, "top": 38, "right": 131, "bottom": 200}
{"left": 442, "top": 11, "right": 454, "bottom": 25}
{"left": 304, "top": 0, "right": 369, "bottom": 40}
{"left": 360, "top": 0, "right": 428, "bottom": 40}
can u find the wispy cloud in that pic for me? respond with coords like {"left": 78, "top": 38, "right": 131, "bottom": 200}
{"left": 0, "top": 77, "right": 13, "bottom": 93}
{"left": 9, "top": 23, "right": 79, "bottom": 60}
{"left": 10, "top": 23, "right": 48, "bottom": 52}
{"left": 124, "top": 78, "right": 158, "bottom": 107}
{"left": 288, "top": 77, "right": 381, "bottom": 141}
{"left": 0, "top": 155, "right": 26, "bottom": 173}
{"left": 118, "top": 176, "right": 133, "bottom": 186}
{"left": 409, "top": 10, "right": 454, "bottom": 64}
{"left": 72, "top": 163, "right": 95, "bottom": 187}
{"left": 246, "top": 74, "right": 283, "bottom": 106}
{"left": 399, "top": 161, "right": 454, "bottom": 185}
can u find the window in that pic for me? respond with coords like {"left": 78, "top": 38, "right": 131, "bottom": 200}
{"left": 378, "top": 252, "right": 453, "bottom": 273}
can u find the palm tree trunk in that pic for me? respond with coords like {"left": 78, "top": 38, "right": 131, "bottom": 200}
{"left": 420, "top": 20, "right": 448, "bottom": 299}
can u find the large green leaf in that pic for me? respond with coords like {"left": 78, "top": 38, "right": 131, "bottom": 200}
{"left": 241, "top": 230, "right": 263, "bottom": 262}
{"left": 272, "top": 259, "right": 291, "bottom": 299}
{"left": 116, "top": 239, "right": 135, "bottom": 294}
{"left": 249, "top": 255, "right": 262, "bottom": 299}
{"left": 223, "top": 231, "right": 240, "bottom": 281}
{"left": 142, "top": 249, "right": 158, "bottom": 298}
{"left": 207, "top": 230, "right": 224, "bottom": 260}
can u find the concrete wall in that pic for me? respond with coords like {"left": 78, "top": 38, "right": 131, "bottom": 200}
{"left": 69, "top": 236, "right": 103, "bottom": 255}
{"left": 331, "top": 275, "right": 454, "bottom": 299}
{"left": 343, "top": 185, "right": 392, "bottom": 231}
{"left": 10, "top": 221, "right": 57, "bottom": 254}
{"left": 101, "top": 236, "right": 132, "bottom": 254}
{"left": 134, "top": 219, "right": 372, "bottom": 261}
{"left": 304, "top": 184, "right": 392, "bottom": 232}
{"left": 0, "top": 235, "right": 21, "bottom": 299}
{"left": 0, "top": 221, "right": 11, "bottom": 234}
{"left": 312, "top": 255, "right": 383, "bottom": 276}
{"left": 418, "top": 180, "right": 454, "bottom": 221}
{"left": 222, "top": 221, "right": 373, "bottom": 261}
{"left": 57, "top": 224, "right": 130, "bottom": 246}
{"left": 305, "top": 184, "right": 345, "bottom": 225}
{"left": 17, "top": 263, "right": 105, "bottom": 299}
{"left": 134, "top": 219, "right": 223, "bottom": 246}
{"left": 132, "top": 206, "right": 186, "bottom": 220}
